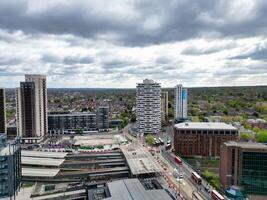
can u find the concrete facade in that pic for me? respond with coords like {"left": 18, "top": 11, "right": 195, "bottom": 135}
{"left": 136, "top": 79, "right": 161, "bottom": 135}
{"left": 16, "top": 75, "right": 47, "bottom": 141}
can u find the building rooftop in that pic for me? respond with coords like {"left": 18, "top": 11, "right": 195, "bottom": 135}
{"left": 121, "top": 145, "right": 161, "bottom": 175}
{"left": 48, "top": 112, "right": 96, "bottom": 117}
{"left": 105, "top": 179, "right": 172, "bottom": 200}
{"left": 174, "top": 122, "right": 237, "bottom": 130}
{"left": 21, "top": 156, "right": 65, "bottom": 167}
{"left": 21, "top": 150, "right": 67, "bottom": 159}
{"left": 223, "top": 141, "right": 267, "bottom": 149}
{"left": 22, "top": 168, "right": 60, "bottom": 177}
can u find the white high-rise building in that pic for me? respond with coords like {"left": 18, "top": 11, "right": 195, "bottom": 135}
{"left": 16, "top": 74, "right": 47, "bottom": 141}
{"left": 136, "top": 79, "right": 161, "bottom": 136}
{"left": 174, "top": 84, "right": 188, "bottom": 119}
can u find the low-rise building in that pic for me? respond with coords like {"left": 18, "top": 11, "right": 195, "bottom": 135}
{"left": 48, "top": 112, "right": 97, "bottom": 134}
{"left": 173, "top": 122, "right": 238, "bottom": 157}
{"left": 0, "top": 134, "right": 21, "bottom": 199}
{"left": 220, "top": 141, "right": 267, "bottom": 195}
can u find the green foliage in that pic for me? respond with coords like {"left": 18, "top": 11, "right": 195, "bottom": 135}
{"left": 256, "top": 130, "right": 267, "bottom": 143}
{"left": 80, "top": 146, "right": 94, "bottom": 150}
{"left": 223, "top": 108, "right": 229, "bottom": 115}
{"left": 168, "top": 108, "right": 174, "bottom": 119}
{"left": 240, "top": 132, "right": 252, "bottom": 141}
{"left": 75, "top": 127, "right": 83, "bottom": 135}
{"left": 145, "top": 134, "right": 154, "bottom": 146}
{"left": 95, "top": 145, "right": 104, "bottom": 149}
{"left": 202, "top": 170, "right": 220, "bottom": 190}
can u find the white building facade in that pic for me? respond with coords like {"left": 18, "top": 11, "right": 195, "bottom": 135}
{"left": 174, "top": 84, "right": 188, "bottom": 119}
{"left": 136, "top": 79, "right": 161, "bottom": 136}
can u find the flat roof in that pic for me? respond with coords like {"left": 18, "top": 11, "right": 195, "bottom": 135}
{"left": 224, "top": 141, "right": 267, "bottom": 149}
{"left": 22, "top": 157, "right": 64, "bottom": 166}
{"left": 48, "top": 112, "right": 96, "bottom": 117}
{"left": 22, "top": 168, "right": 60, "bottom": 177}
{"left": 21, "top": 150, "right": 67, "bottom": 159}
{"left": 174, "top": 122, "right": 237, "bottom": 130}
{"left": 106, "top": 179, "right": 172, "bottom": 200}
{"left": 121, "top": 145, "right": 161, "bottom": 175}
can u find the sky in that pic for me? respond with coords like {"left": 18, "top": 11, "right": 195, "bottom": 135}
{"left": 0, "top": 0, "right": 267, "bottom": 88}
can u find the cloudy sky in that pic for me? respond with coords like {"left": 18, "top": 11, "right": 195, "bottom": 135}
{"left": 0, "top": 0, "right": 267, "bottom": 88}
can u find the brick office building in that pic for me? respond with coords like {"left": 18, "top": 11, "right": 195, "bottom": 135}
{"left": 173, "top": 122, "right": 238, "bottom": 157}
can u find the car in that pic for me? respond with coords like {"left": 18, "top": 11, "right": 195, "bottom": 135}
{"left": 179, "top": 174, "right": 184, "bottom": 179}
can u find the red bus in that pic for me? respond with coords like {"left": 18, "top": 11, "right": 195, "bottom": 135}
{"left": 210, "top": 190, "right": 224, "bottom": 200}
{"left": 191, "top": 171, "right": 202, "bottom": 185}
{"left": 174, "top": 156, "right": 183, "bottom": 165}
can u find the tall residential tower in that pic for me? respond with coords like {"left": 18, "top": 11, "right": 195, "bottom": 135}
{"left": 0, "top": 88, "right": 6, "bottom": 134}
{"left": 136, "top": 79, "right": 161, "bottom": 135}
{"left": 161, "top": 91, "right": 168, "bottom": 121}
{"left": 174, "top": 84, "right": 188, "bottom": 119}
{"left": 16, "top": 75, "right": 47, "bottom": 142}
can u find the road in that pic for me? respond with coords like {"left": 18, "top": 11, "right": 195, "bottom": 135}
{"left": 162, "top": 150, "right": 210, "bottom": 200}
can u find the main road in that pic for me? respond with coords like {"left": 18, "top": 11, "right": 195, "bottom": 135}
{"left": 122, "top": 124, "right": 207, "bottom": 199}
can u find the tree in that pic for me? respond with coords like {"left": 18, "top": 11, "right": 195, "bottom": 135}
{"left": 240, "top": 132, "right": 252, "bottom": 141}
{"left": 223, "top": 108, "right": 229, "bottom": 115}
{"left": 145, "top": 134, "right": 154, "bottom": 146}
{"left": 75, "top": 128, "right": 83, "bottom": 135}
{"left": 257, "top": 130, "right": 267, "bottom": 143}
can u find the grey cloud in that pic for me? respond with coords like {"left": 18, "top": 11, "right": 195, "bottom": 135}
{"left": 0, "top": 1, "right": 266, "bottom": 46}
{"left": 42, "top": 53, "right": 95, "bottom": 65}
{"left": 63, "top": 55, "right": 94, "bottom": 65}
{"left": 231, "top": 46, "right": 267, "bottom": 61}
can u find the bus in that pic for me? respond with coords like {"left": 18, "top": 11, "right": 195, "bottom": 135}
{"left": 191, "top": 171, "right": 202, "bottom": 185}
{"left": 210, "top": 190, "right": 224, "bottom": 200}
{"left": 174, "top": 156, "right": 183, "bottom": 165}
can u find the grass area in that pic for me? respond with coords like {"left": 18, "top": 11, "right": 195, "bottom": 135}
{"left": 202, "top": 170, "right": 220, "bottom": 190}
{"left": 145, "top": 134, "right": 154, "bottom": 146}
{"left": 21, "top": 182, "right": 35, "bottom": 188}
{"left": 183, "top": 157, "right": 221, "bottom": 190}
{"left": 183, "top": 157, "right": 220, "bottom": 174}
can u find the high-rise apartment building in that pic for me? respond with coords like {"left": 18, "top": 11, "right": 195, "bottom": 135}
{"left": 0, "top": 134, "right": 21, "bottom": 199}
{"left": 161, "top": 91, "right": 168, "bottom": 121}
{"left": 97, "top": 106, "right": 109, "bottom": 132}
{"left": 136, "top": 79, "right": 161, "bottom": 135}
{"left": 0, "top": 88, "right": 6, "bottom": 134}
{"left": 220, "top": 142, "right": 267, "bottom": 195}
{"left": 16, "top": 74, "right": 47, "bottom": 142}
{"left": 174, "top": 85, "right": 187, "bottom": 119}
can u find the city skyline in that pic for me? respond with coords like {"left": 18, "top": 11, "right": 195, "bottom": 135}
{"left": 0, "top": 1, "right": 267, "bottom": 88}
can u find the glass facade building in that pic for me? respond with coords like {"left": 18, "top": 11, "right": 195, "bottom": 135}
{"left": 241, "top": 152, "right": 267, "bottom": 195}
{"left": 0, "top": 134, "right": 21, "bottom": 199}
{"left": 220, "top": 142, "right": 267, "bottom": 195}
